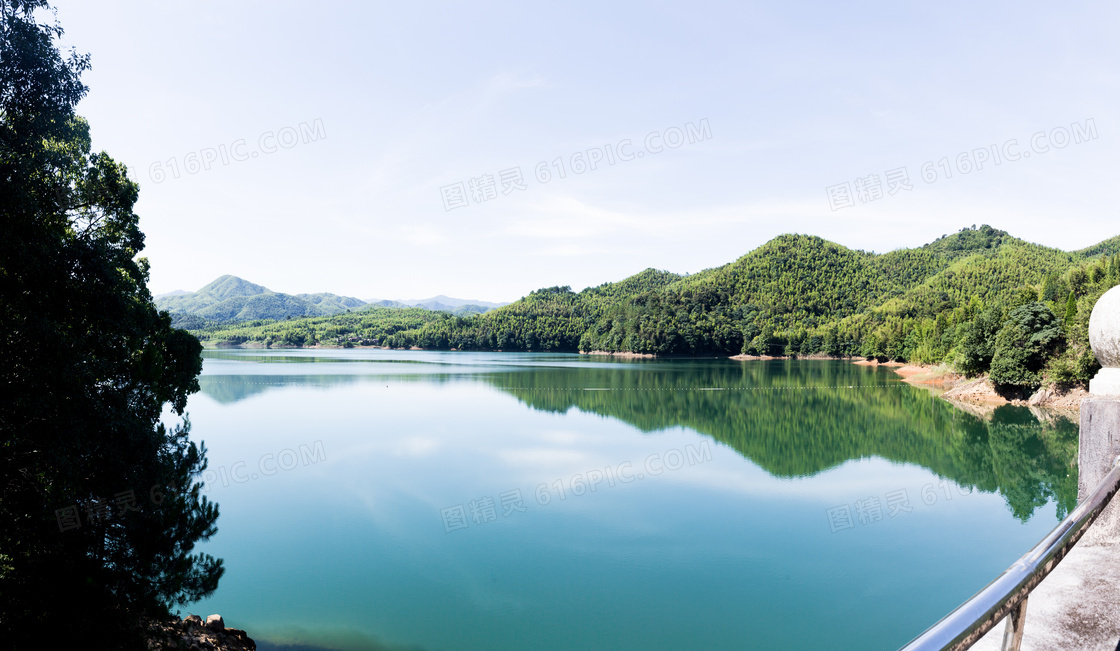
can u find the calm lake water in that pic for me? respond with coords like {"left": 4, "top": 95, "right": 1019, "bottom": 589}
{"left": 182, "top": 350, "right": 1078, "bottom": 651}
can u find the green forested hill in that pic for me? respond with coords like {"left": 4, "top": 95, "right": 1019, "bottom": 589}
{"left": 193, "top": 225, "right": 1120, "bottom": 390}
{"left": 1076, "top": 235, "right": 1120, "bottom": 258}
{"left": 159, "top": 275, "right": 502, "bottom": 326}
{"left": 191, "top": 306, "right": 447, "bottom": 347}
{"left": 157, "top": 274, "right": 366, "bottom": 326}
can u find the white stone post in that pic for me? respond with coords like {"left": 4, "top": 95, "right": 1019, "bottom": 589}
{"left": 1080, "top": 285, "right": 1120, "bottom": 545}
{"left": 1088, "top": 286, "right": 1120, "bottom": 396}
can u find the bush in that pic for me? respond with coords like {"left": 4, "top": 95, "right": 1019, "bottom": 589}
{"left": 956, "top": 307, "right": 1003, "bottom": 376}
{"left": 989, "top": 302, "right": 1063, "bottom": 390}
{"left": 1043, "top": 356, "right": 1077, "bottom": 387}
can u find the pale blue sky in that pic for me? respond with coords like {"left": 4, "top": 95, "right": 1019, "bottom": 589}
{"left": 51, "top": 1, "right": 1120, "bottom": 302}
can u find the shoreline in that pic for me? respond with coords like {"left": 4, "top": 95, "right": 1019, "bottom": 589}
{"left": 871, "top": 361, "right": 1089, "bottom": 409}
{"left": 940, "top": 376, "right": 1088, "bottom": 410}
{"left": 196, "top": 342, "right": 1091, "bottom": 409}
{"left": 581, "top": 350, "right": 657, "bottom": 358}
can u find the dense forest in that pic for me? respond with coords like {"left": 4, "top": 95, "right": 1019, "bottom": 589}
{"left": 193, "top": 305, "right": 448, "bottom": 348}
{"left": 195, "top": 225, "right": 1120, "bottom": 393}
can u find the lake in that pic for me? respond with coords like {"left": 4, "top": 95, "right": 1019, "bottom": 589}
{"left": 183, "top": 349, "right": 1078, "bottom": 651}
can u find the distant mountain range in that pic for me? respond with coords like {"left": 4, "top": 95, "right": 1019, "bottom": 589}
{"left": 363, "top": 295, "right": 507, "bottom": 315}
{"left": 155, "top": 275, "right": 506, "bottom": 327}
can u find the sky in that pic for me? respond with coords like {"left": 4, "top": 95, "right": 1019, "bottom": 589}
{"left": 48, "top": 0, "right": 1120, "bottom": 303}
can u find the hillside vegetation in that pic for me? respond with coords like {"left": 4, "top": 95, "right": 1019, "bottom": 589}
{"left": 158, "top": 275, "right": 499, "bottom": 327}
{"left": 192, "top": 225, "right": 1120, "bottom": 392}
{"left": 191, "top": 306, "right": 447, "bottom": 348}
{"left": 156, "top": 275, "right": 365, "bottom": 327}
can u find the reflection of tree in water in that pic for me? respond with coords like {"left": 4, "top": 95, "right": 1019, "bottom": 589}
{"left": 199, "top": 376, "right": 281, "bottom": 404}
{"left": 194, "top": 358, "right": 1079, "bottom": 522}
{"left": 482, "top": 360, "right": 1079, "bottom": 521}
{"left": 985, "top": 407, "right": 1078, "bottom": 521}
{"left": 198, "top": 375, "right": 366, "bottom": 404}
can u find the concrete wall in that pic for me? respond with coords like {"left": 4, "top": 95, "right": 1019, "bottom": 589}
{"left": 1079, "top": 396, "right": 1120, "bottom": 546}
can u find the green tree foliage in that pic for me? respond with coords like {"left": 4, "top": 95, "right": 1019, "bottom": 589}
{"left": 955, "top": 306, "right": 1003, "bottom": 376}
{"left": 1075, "top": 235, "right": 1120, "bottom": 258}
{"left": 989, "top": 303, "right": 1063, "bottom": 390}
{"left": 1039, "top": 272, "right": 1065, "bottom": 303}
{"left": 1, "top": 3, "right": 219, "bottom": 646}
{"left": 196, "top": 305, "right": 447, "bottom": 347}
{"left": 1068, "top": 267, "right": 1089, "bottom": 296}
{"left": 1063, "top": 291, "right": 1078, "bottom": 326}
{"left": 157, "top": 274, "right": 368, "bottom": 325}
{"left": 205, "top": 225, "right": 1120, "bottom": 390}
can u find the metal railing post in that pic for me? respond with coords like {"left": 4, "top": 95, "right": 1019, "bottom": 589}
{"left": 1000, "top": 596, "right": 1027, "bottom": 651}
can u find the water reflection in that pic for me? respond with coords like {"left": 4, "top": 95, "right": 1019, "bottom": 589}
{"left": 198, "top": 353, "right": 1078, "bottom": 522}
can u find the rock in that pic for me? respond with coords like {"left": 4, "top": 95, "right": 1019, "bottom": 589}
{"left": 149, "top": 613, "right": 254, "bottom": 650}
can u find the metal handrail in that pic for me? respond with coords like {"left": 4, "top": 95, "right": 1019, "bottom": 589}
{"left": 898, "top": 455, "right": 1120, "bottom": 651}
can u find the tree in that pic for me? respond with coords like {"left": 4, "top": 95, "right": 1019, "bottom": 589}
{"left": 956, "top": 307, "right": 1003, "bottom": 376}
{"left": 1068, "top": 267, "right": 1089, "bottom": 296}
{"left": 823, "top": 324, "right": 842, "bottom": 357}
{"left": 989, "top": 303, "right": 1063, "bottom": 390}
{"left": 1009, "top": 286, "right": 1041, "bottom": 310}
{"left": 1063, "top": 291, "right": 1078, "bottom": 327}
{"left": 1039, "top": 272, "right": 1065, "bottom": 303}
{"left": 0, "top": 3, "right": 221, "bottom": 647}
{"left": 1091, "top": 263, "right": 1106, "bottom": 284}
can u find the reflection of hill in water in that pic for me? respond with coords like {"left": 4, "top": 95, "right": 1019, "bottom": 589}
{"left": 197, "top": 373, "right": 462, "bottom": 404}
{"left": 198, "top": 375, "right": 366, "bottom": 404}
{"left": 196, "top": 358, "right": 1078, "bottom": 521}
{"left": 480, "top": 360, "right": 1079, "bottom": 522}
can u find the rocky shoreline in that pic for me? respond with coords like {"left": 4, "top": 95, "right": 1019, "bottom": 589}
{"left": 940, "top": 377, "right": 1088, "bottom": 409}
{"left": 875, "top": 362, "right": 1089, "bottom": 409}
{"left": 851, "top": 359, "right": 1089, "bottom": 409}
{"left": 147, "top": 614, "right": 255, "bottom": 650}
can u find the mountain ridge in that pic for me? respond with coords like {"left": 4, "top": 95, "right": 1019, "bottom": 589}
{"left": 157, "top": 276, "right": 504, "bottom": 326}
{"left": 190, "top": 224, "right": 1120, "bottom": 393}
{"left": 364, "top": 294, "right": 508, "bottom": 310}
